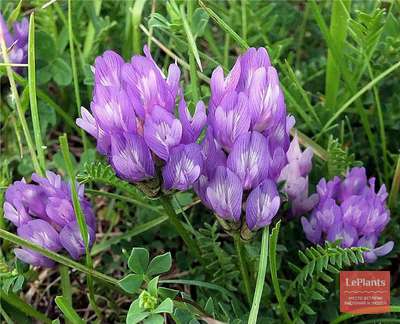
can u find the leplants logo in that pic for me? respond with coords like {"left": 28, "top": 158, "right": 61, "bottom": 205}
{"left": 340, "top": 271, "right": 390, "bottom": 314}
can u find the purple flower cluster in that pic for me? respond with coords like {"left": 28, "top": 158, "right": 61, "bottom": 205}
{"left": 301, "top": 167, "right": 394, "bottom": 263}
{"left": 0, "top": 12, "right": 28, "bottom": 70}
{"left": 194, "top": 48, "right": 314, "bottom": 232}
{"left": 4, "top": 171, "right": 95, "bottom": 267}
{"left": 77, "top": 47, "right": 206, "bottom": 193}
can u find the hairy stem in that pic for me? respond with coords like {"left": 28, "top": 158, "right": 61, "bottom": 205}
{"left": 159, "top": 195, "right": 203, "bottom": 263}
{"left": 233, "top": 234, "right": 252, "bottom": 304}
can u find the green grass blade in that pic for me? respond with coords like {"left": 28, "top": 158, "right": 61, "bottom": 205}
{"left": 28, "top": 13, "right": 45, "bottom": 174}
{"left": 0, "top": 291, "right": 52, "bottom": 324}
{"left": 367, "top": 62, "right": 389, "bottom": 183}
{"left": 389, "top": 155, "right": 400, "bottom": 210}
{"left": 68, "top": 0, "right": 81, "bottom": 111}
{"left": 0, "top": 21, "right": 41, "bottom": 175}
{"left": 180, "top": 3, "right": 200, "bottom": 102}
{"left": 248, "top": 226, "right": 269, "bottom": 324}
{"left": 59, "top": 134, "right": 101, "bottom": 318}
{"left": 59, "top": 134, "right": 90, "bottom": 249}
{"left": 318, "top": 60, "right": 400, "bottom": 137}
{"left": 132, "top": 0, "right": 146, "bottom": 54}
{"left": 139, "top": 24, "right": 210, "bottom": 84}
{"left": 241, "top": 0, "right": 247, "bottom": 42}
{"left": 180, "top": 4, "right": 203, "bottom": 74}
{"left": 198, "top": 0, "right": 248, "bottom": 49}
{"left": 55, "top": 296, "right": 85, "bottom": 324}
{"left": 68, "top": 0, "right": 88, "bottom": 150}
{"left": 325, "top": 0, "right": 351, "bottom": 112}
{"left": 6, "top": 0, "right": 22, "bottom": 25}
{"left": 0, "top": 303, "right": 14, "bottom": 324}
{"left": 160, "top": 279, "right": 235, "bottom": 299}
{"left": 82, "top": 0, "right": 102, "bottom": 60}
{"left": 0, "top": 228, "right": 118, "bottom": 286}
{"left": 59, "top": 265, "right": 72, "bottom": 324}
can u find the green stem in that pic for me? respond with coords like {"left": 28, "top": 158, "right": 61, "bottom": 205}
{"left": 132, "top": 0, "right": 146, "bottom": 54}
{"left": 59, "top": 265, "right": 72, "bottom": 324}
{"left": 241, "top": 0, "right": 247, "bottom": 42}
{"left": 331, "top": 306, "right": 400, "bottom": 324}
{"left": 269, "top": 222, "right": 291, "bottom": 324}
{"left": 82, "top": 0, "right": 102, "bottom": 60}
{"left": 59, "top": 134, "right": 101, "bottom": 320}
{"left": 248, "top": 226, "right": 269, "bottom": 324}
{"left": 159, "top": 196, "right": 202, "bottom": 263}
{"left": 68, "top": 0, "right": 88, "bottom": 151}
{"left": 186, "top": 1, "right": 200, "bottom": 103}
{"left": 0, "top": 20, "right": 41, "bottom": 174}
{"left": 233, "top": 234, "right": 252, "bottom": 304}
{"left": 389, "top": 155, "right": 400, "bottom": 210}
{"left": 0, "top": 291, "right": 51, "bottom": 324}
{"left": 0, "top": 303, "right": 14, "bottom": 324}
{"left": 0, "top": 228, "right": 117, "bottom": 286}
{"left": 28, "top": 13, "right": 45, "bottom": 174}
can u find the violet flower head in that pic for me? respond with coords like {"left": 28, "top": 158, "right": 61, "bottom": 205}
{"left": 196, "top": 47, "right": 313, "bottom": 234}
{"left": 301, "top": 167, "right": 393, "bottom": 263}
{"left": 77, "top": 47, "right": 206, "bottom": 195}
{"left": 3, "top": 171, "right": 96, "bottom": 266}
{"left": 0, "top": 12, "right": 28, "bottom": 72}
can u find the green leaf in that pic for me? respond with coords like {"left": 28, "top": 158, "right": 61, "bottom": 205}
{"left": 153, "top": 298, "right": 173, "bottom": 314}
{"left": 7, "top": 0, "right": 23, "bottom": 25}
{"left": 35, "top": 31, "right": 56, "bottom": 62}
{"left": 127, "top": 300, "right": 150, "bottom": 324}
{"left": 147, "top": 252, "right": 172, "bottom": 276}
{"left": 55, "top": 296, "right": 85, "bottom": 324}
{"left": 204, "top": 297, "right": 214, "bottom": 316}
{"left": 158, "top": 287, "right": 179, "bottom": 300}
{"left": 303, "top": 304, "right": 316, "bottom": 315}
{"left": 128, "top": 248, "right": 149, "bottom": 274}
{"left": 12, "top": 275, "right": 24, "bottom": 293}
{"left": 51, "top": 58, "right": 72, "bottom": 86}
{"left": 143, "top": 314, "right": 164, "bottom": 324}
{"left": 191, "top": 8, "right": 209, "bottom": 38}
{"left": 118, "top": 274, "right": 143, "bottom": 294}
{"left": 148, "top": 276, "right": 159, "bottom": 298}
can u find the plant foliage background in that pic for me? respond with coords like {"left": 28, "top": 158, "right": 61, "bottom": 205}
{"left": 0, "top": 0, "right": 399, "bottom": 323}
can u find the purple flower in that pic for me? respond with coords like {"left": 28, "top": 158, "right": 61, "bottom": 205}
{"left": 15, "top": 219, "right": 62, "bottom": 267}
{"left": 195, "top": 47, "right": 308, "bottom": 232}
{"left": 4, "top": 200, "right": 31, "bottom": 227}
{"left": 60, "top": 222, "right": 95, "bottom": 260}
{"left": 211, "top": 92, "right": 250, "bottom": 151}
{"left": 246, "top": 180, "right": 280, "bottom": 230}
{"left": 206, "top": 166, "right": 243, "bottom": 222}
{"left": 357, "top": 235, "right": 394, "bottom": 263}
{"left": 143, "top": 107, "right": 182, "bottom": 161}
{"left": 163, "top": 144, "right": 203, "bottom": 191}
{"left": 111, "top": 134, "right": 155, "bottom": 182}
{"left": 0, "top": 12, "right": 28, "bottom": 71}
{"left": 227, "top": 131, "right": 269, "bottom": 190}
{"left": 3, "top": 171, "right": 96, "bottom": 267}
{"left": 179, "top": 99, "right": 206, "bottom": 144}
{"left": 302, "top": 167, "right": 393, "bottom": 263}
{"left": 77, "top": 47, "right": 205, "bottom": 192}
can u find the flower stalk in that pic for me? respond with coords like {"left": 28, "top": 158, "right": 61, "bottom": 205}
{"left": 159, "top": 195, "right": 203, "bottom": 263}
{"left": 233, "top": 234, "right": 252, "bottom": 304}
